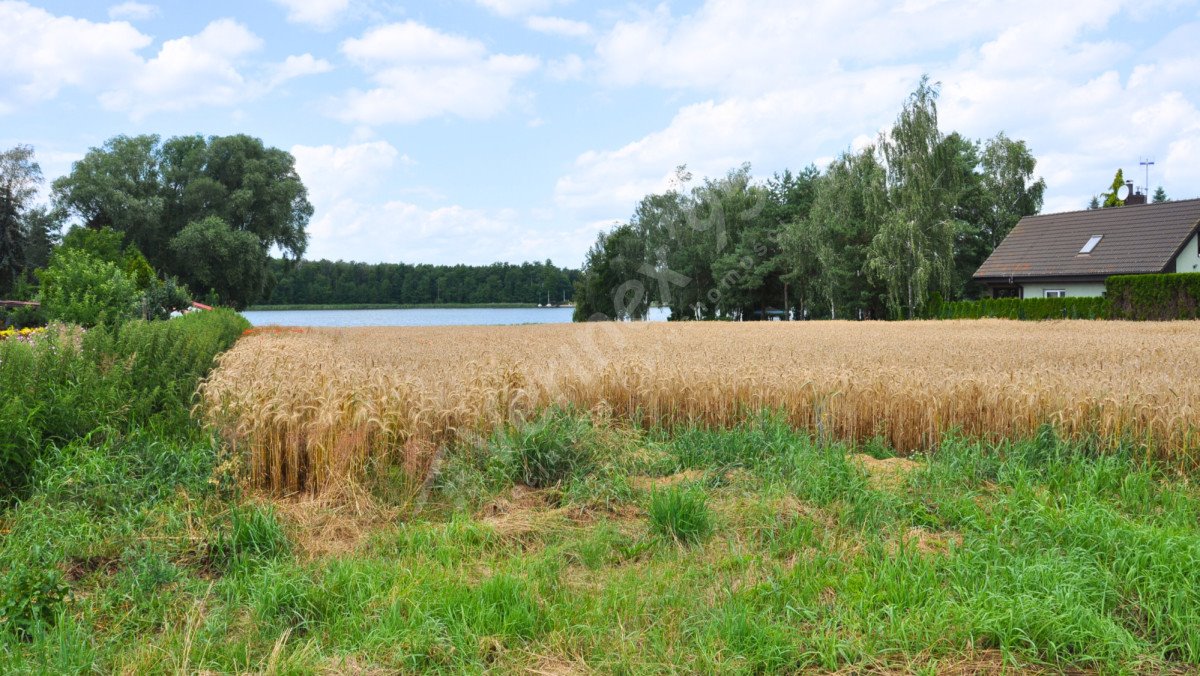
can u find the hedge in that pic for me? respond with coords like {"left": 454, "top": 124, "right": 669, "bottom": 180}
{"left": 933, "top": 297, "right": 1109, "bottom": 320}
{"left": 1106, "top": 273, "right": 1200, "bottom": 320}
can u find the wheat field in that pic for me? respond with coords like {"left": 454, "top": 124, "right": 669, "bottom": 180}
{"left": 198, "top": 320, "right": 1200, "bottom": 494}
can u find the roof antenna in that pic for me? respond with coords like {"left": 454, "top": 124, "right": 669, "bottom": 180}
{"left": 1139, "top": 158, "right": 1155, "bottom": 196}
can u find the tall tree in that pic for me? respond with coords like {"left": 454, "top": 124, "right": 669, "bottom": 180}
{"left": 0, "top": 145, "right": 43, "bottom": 294}
{"left": 870, "top": 76, "right": 959, "bottom": 318}
{"left": 52, "top": 134, "right": 311, "bottom": 308}
{"left": 1102, "top": 169, "right": 1127, "bottom": 208}
{"left": 1153, "top": 186, "right": 1168, "bottom": 203}
{"left": 573, "top": 224, "right": 649, "bottom": 321}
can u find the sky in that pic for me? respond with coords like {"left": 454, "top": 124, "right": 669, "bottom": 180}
{"left": 2, "top": 0, "right": 1199, "bottom": 268}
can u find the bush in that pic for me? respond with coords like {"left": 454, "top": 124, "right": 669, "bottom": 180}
{"left": 0, "top": 553, "right": 70, "bottom": 640}
{"left": 1106, "top": 273, "right": 1200, "bottom": 320}
{"left": 934, "top": 297, "right": 1109, "bottom": 320}
{"left": 37, "top": 248, "right": 140, "bottom": 327}
{"left": 0, "top": 309, "right": 249, "bottom": 499}
{"left": 508, "top": 409, "right": 596, "bottom": 488}
{"left": 648, "top": 484, "right": 713, "bottom": 544}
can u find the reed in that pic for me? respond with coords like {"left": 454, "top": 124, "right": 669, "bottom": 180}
{"left": 197, "top": 320, "right": 1200, "bottom": 494}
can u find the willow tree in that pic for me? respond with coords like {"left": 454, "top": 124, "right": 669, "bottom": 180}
{"left": 869, "top": 77, "right": 959, "bottom": 318}
{"left": 0, "top": 145, "right": 43, "bottom": 294}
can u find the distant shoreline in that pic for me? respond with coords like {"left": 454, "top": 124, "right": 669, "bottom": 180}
{"left": 244, "top": 303, "right": 574, "bottom": 311}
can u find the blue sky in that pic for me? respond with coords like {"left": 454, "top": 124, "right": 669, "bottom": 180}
{"left": 3, "top": 0, "right": 1199, "bottom": 267}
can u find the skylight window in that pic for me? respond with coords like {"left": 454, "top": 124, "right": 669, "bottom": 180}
{"left": 1080, "top": 235, "right": 1103, "bottom": 254}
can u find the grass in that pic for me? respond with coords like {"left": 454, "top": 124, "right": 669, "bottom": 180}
{"left": 5, "top": 410, "right": 1200, "bottom": 672}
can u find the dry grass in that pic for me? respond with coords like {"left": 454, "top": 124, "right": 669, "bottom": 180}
{"left": 197, "top": 320, "right": 1200, "bottom": 494}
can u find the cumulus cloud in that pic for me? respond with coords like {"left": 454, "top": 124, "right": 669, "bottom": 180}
{"left": 0, "top": 1, "right": 151, "bottom": 106}
{"left": 107, "top": 2, "right": 158, "bottom": 21}
{"left": 526, "top": 15, "right": 592, "bottom": 38}
{"left": 335, "top": 21, "right": 539, "bottom": 125}
{"left": 292, "top": 140, "right": 595, "bottom": 264}
{"left": 561, "top": 0, "right": 1200, "bottom": 221}
{"left": 0, "top": 4, "right": 330, "bottom": 118}
{"left": 270, "top": 0, "right": 350, "bottom": 29}
{"left": 474, "top": 0, "right": 563, "bottom": 17}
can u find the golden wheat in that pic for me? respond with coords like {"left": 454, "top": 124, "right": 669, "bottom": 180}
{"left": 197, "top": 320, "right": 1200, "bottom": 494}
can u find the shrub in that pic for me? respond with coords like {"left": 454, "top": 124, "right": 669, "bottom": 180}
{"left": 935, "top": 297, "right": 1108, "bottom": 320}
{"left": 509, "top": 410, "right": 596, "bottom": 488}
{"left": 648, "top": 484, "right": 713, "bottom": 544}
{"left": 37, "top": 248, "right": 140, "bottom": 327}
{"left": 0, "top": 553, "right": 70, "bottom": 640}
{"left": 0, "top": 309, "right": 248, "bottom": 499}
{"left": 1106, "top": 273, "right": 1200, "bottom": 320}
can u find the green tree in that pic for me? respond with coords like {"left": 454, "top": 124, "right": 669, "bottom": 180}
{"left": 20, "top": 206, "right": 61, "bottom": 273}
{"left": 37, "top": 248, "right": 140, "bottom": 327}
{"left": 869, "top": 76, "right": 959, "bottom": 318}
{"left": 1102, "top": 169, "right": 1126, "bottom": 208}
{"left": 52, "top": 134, "right": 311, "bottom": 308}
{"left": 0, "top": 145, "right": 43, "bottom": 295}
{"left": 573, "top": 224, "right": 649, "bottom": 321}
{"left": 168, "top": 216, "right": 269, "bottom": 309}
{"left": 1153, "top": 186, "right": 1168, "bottom": 203}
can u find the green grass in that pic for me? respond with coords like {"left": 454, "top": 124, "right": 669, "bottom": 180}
{"left": 648, "top": 484, "right": 713, "bottom": 544}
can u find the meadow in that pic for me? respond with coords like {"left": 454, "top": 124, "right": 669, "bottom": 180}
{"left": 6, "top": 318, "right": 1200, "bottom": 673}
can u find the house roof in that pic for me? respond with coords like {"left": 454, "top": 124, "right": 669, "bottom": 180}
{"left": 974, "top": 198, "right": 1200, "bottom": 281}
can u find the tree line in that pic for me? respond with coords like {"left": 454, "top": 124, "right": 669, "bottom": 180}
{"left": 264, "top": 258, "right": 580, "bottom": 306}
{"left": 573, "top": 77, "right": 1048, "bottom": 322}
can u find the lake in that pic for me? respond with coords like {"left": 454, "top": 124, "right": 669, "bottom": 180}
{"left": 241, "top": 306, "right": 672, "bottom": 327}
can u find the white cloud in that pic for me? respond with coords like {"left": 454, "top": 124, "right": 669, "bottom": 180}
{"left": 98, "top": 19, "right": 264, "bottom": 117}
{"left": 526, "top": 15, "right": 592, "bottom": 38}
{"left": 0, "top": 1, "right": 151, "bottom": 106}
{"left": 107, "top": 2, "right": 158, "bottom": 21}
{"left": 562, "top": 0, "right": 1200, "bottom": 223}
{"left": 268, "top": 53, "right": 334, "bottom": 88}
{"left": 0, "top": 5, "right": 328, "bottom": 118}
{"left": 475, "top": 0, "right": 562, "bottom": 17}
{"left": 336, "top": 21, "right": 539, "bottom": 125}
{"left": 291, "top": 141, "right": 409, "bottom": 206}
{"left": 270, "top": 0, "right": 350, "bottom": 29}
{"left": 293, "top": 140, "right": 592, "bottom": 264}
{"left": 342, "top": 21, "right": 487, "bottom": 64}
{"left": 547, "top": 54, "right": 584, "bottom": 81}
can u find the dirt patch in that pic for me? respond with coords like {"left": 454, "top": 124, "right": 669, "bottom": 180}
{"left": 478, "top": 485, "right": 576, "bottom": 542}
{"left": 851, "top": 454, "right": 922, "bottom": 491}
{"left": 627, "top": 469, "right": 708, "bottom": 492}
{"left": 63, "top": 554, "right": 120, "bottom": 581}
{"left": 273, "top": 489, "right": 397, "bottom": 560}
{"left": 898, "top": 527, "right": 963, "bottom": 556}
{"left": 526, "top": 655, "right": 590, "bottom": 676}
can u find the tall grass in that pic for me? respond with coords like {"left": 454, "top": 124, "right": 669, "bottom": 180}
{"left": 0, "top": 309, "right": 248, "bottom": 499}
{"left": 198, "top": 320, "right": 1200, "bottom": 494}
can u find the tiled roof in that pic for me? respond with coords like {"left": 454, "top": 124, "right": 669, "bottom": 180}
{"left": 974, "top": 198, "right": 1200, "bottom": 280}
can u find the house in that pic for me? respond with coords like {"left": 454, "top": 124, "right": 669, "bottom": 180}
{"left": 974, "top": 197, "right": 1200, "bottom": 298}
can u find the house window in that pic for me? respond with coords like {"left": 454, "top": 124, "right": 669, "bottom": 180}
{"left": 1045, "top": 290, "right": 1066, "bottom": 298}
{"left": 1080, "top": 235, "right": 1103, "bottom": 254}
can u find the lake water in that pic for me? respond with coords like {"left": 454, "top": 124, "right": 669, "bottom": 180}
{"left": 241, "top": 306, "right": 671, "bottom": 327}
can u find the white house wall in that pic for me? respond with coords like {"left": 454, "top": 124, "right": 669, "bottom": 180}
{"left": 1020, "top": 282, "right": 1107, "bottom": 298}
{"left": 1175, "top": 233, "right": 1200, "bottom": 273}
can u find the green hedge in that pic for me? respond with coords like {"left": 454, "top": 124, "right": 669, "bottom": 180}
{"left": 0, "top": 309, "right": 248, "bottom": 499}
{"left": 1106, "top": 273, "right": 1200, "bottom": 320}
{"left": 934, "top": 297, "right": 1109, "bottom": 320}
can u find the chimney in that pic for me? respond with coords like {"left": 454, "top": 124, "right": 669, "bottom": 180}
{"left": 1125, "top": 181, "right": 1148, "bottom": 205}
